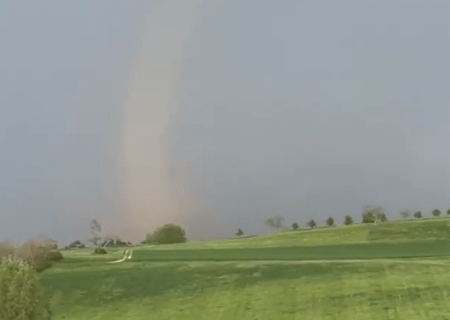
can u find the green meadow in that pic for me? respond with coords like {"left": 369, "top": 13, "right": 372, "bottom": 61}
{"left": 41, "top": 218, "right": 450, "bottom": 319}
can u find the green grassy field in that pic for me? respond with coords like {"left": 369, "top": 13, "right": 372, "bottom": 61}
{"left": 41, "top": 218, "right": 450, "bottom": 319}
{"left": 138, "top": 218, "right": 450, "bottom": 250}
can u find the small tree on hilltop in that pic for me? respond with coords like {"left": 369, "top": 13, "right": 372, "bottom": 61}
{"left": 326, "top": 217, "right": 335, "bottom": 227}
{"left": 432, "top": 209, "right": 441, "bottom": 217}
{"left": 447, "top": 208, "right": 450, "bottom": 216}
{"left": 362, "top": 211, "right": 375, "bottom": 223}
{"left": 265, "top": 215, "right": 285, "bottom": 229}
{"left": 344, "top": 215, "right": 353, "bottom": 225}
{"left": 400, "top": 209, "right": 411, "bottom": 219}
{"left": 151, "top": 224, "right": 187, "bottom": 244}
{"left": 89, "top": 219, "right": 102, "bottom": 248}
{"left": 292, "top": 222, "right": 299, "bottom": 230}
{"left": 361, "top": 205, "right": 386, "bottom": 224}
{"left": 413, "top": 211, "right": 422, "bottom": 219}
{"left": 307, "top": 219, "right": 317, "bottom": 229}
{"left": 236, "top": 229, "right": 244, "bottom": 236}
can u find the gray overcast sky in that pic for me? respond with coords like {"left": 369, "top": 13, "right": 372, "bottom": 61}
{"left": 1, "top": 0, "right": 449, "bottom": 245}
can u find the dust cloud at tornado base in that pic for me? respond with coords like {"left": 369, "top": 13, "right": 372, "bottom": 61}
{"left": 107, "top": 0, "right": 225, "bottom": 244}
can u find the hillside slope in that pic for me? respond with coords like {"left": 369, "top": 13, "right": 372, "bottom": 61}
{"left": 137, "top": 218, "right": 450, "bottom": 251}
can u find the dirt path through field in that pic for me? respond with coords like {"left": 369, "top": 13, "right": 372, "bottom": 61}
{"left": 107, "top": 249, "right": 133, "bottom": 264}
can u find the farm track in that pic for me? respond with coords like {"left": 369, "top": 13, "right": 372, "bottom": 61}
{"left": 107, "top": 249, "right": 133, "bottom": 264}
{"left": 105, "top": 249, "right": 450, "bottom": 266}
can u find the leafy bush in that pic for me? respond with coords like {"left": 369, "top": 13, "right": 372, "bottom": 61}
{"left": 344, "top": 215, "right": 353, "bottom": 225}
{"left": 93, "top": 248, "right": 107, "bottom": 254}
{"left": 447, "top": 208, "right": 450, "bottom": 216}
{"left": 362, "top": 212, "right": 375, "bottom": 223}
{"left": 414, "top": 211, "right": 422, "bottom": 219}
{"left": 361, "top": 205, "right": 387, "bottom": 224}
{"left": 326, "top": 217, "right": 335, "bottom": 227}
{"left": 14, "top": 238, "right": 60, "bottom": 273}
{"left": 292, "top": 222, "right": 299, "bottom": 230}
{"left": 1, "top": 237, "right": 63, "bottom": 274}
{"left": 0, "top": 255, "right": 51, "bottom": 320}
{"left": 235, "top": 229, "right": 244, "bottom": 236}
{"left": 47, "top": 251, "right": 63, "bottom": 262}
{"left": 67, "top": 240, "right": 85, "bottom": 249}
{"left": 0, "top": 241, "right": 16, "bottom": 262}
{"left": 362, "top": 212, "right": 387, "bottom": 223}
{"left": 151, "top": 224, "right": 187, "bottom": 244}
{"left": 432, "top": 209, "right": 441, "bottom": 217}
{"left": 307, "top": 220, "right": 317, "bottom": 228}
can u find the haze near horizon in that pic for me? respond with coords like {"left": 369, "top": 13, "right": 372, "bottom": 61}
{"left": 0, "top": 0, "right": 449, "bottom": 246}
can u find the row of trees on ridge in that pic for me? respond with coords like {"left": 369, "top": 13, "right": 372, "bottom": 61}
{"left": 255, "top": 206, "right": 450, "bottom": 234}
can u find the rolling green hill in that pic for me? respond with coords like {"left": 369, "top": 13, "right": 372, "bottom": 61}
{"left": 137, "top": 217, "right": 450, "bottom": 251}
{"left": 40, "top": 217, "right": 450, "bottom": 320}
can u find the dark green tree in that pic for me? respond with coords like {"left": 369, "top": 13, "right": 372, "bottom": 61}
{"left": 413, "top": 211, "right": 422, "bottom": 219}
{"left": 151, "top": 224, "right": 187, "bottom": 244}
{"left": 344, "top": 215, "right": 353, "bottom": 225}
{"left": 447, "top": 208, "right": 450, "bottom": 216}
{"left": 432, "top": 209, "right": 441, "bottom": 217}
{"left": 236, "top": 229, "right": 244, "bottom": 236}
{"left": 326, "top": 217, "right": 335, "bottom": 227}
{"left": 362, "top": 211, "right": 375, "bottom": 223}
{"left": 292, "top": 222, "right": 299, "bottom": 230}
{"left": 361, "top": 205, "right": 386, "bottom": 224}
{"left": 68, "top": 240, "right": 85, "bottom": 249}
{"left": 307, "top": 219, "right": 317, "bottom": 228}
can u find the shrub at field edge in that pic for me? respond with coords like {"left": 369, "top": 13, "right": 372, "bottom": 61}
{"left": 0, "top": 255, "right": 51, "bottom": 320}
{"left": 149, "top": 224, "right": 187, "bottom": 245}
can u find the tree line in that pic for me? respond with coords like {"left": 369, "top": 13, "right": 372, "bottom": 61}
{"left": 67, "top": 206, "right": 450, "bottom": 247}
{"left": 231, "top": 206, "right": 450, "bottom": 236}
